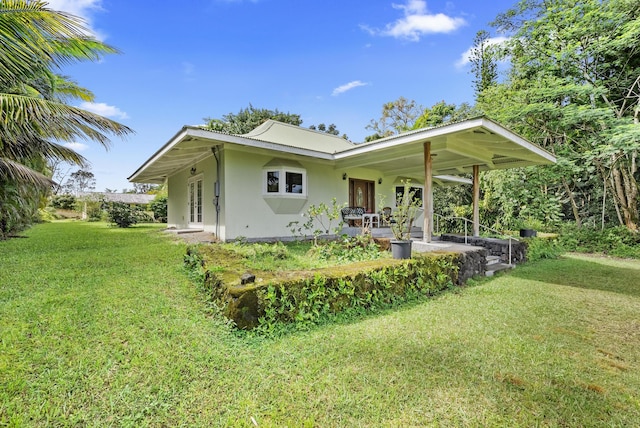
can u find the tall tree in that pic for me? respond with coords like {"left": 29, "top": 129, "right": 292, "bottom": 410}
{"left": 413, "top": 101, "right": 477, "bottom": 129}
{"left": 469, "top": 30, "right": 499, "bottom": 100}
{"left": 63, "top": 169, "right": 95, "bottom": 195}
{"left": 203, "top": 104, "right": 302, "bottom": 134}
{"left": 482, "top": 0, "right": 640, "bottom": 231}
{"left": 365, "top": 96, "right": 422, "bottom": 140}
{"left": 308, "top": 123, "right": 348, "bottom": 139}
{"left": 0, "top": 0, "right": 132, "bottom": 237}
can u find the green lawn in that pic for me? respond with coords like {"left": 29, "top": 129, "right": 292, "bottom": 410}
{"left": 1, "top": 222, "right": 639, "bottom": 427}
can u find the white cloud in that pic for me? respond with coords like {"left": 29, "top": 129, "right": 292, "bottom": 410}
{"left": 332, "top": 80, "right": 368, "bottom": 96}
{"left": 455, "top": 36, "right": 509, "bottom": 68}
{"left": 64, "top": 142, "right": 89, "bottom": 152}
{"left": 367, "top": 0, "right": 466, "bottom": 41}
{"left": 45, "top": 0, "right": 105, "bottom": 39}
{"left": 79, "top": 101, "right": 129, "bottom": 120}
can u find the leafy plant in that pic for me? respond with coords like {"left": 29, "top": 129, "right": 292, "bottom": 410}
{"left": 309, "top": 233, "right": 383, "bottom": 263}
{"left": 390, "top": 181, "right": 422, "bottom": 241}
{"left": 149, "top": 195, "right": 168, "bottom": 223}
{"left": 254, "top": 255, "right": 459, "bottom": 333}
{"left": 49, "top": 193, "right": 77, "bottom": 210}
{"left": 287, "top": 198, "right": 346, "bottom": 244}
{"left": 106, "top": 202, "right": 141, "bottom": 228}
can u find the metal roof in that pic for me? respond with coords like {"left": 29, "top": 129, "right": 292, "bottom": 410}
{"left": 80, "top": 192, "right": 156, "bottom": 204}
{"left": 129, "top": 117, "right": 556, "bottom": 184}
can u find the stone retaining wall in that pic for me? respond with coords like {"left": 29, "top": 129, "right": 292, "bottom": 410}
{"left": 439, "top": 234, "right": 528, "bottom": 264}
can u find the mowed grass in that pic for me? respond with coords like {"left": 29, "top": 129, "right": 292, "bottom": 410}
{"left": 1, "top": 222, "right": 640, "bottom": 427}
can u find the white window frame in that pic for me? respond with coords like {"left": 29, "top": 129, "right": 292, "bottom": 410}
{"left": 263, "top": 167, "right": 307, "bottom": 197}
{"left": 394, "top": 184, "right": 424, "bottom": 209}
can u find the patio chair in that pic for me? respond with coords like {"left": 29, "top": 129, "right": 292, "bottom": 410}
{"left": 379, "top": 206, "right": 395, "bottom": 226}
{"left": 341, "top": 207, "right": 365, "bottom": 226}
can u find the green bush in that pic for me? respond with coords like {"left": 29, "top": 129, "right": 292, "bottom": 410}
{"left": 254, "top": 255, "right": 459, "bottom": 333}
{"left": 49, "top": 194, "right": 76, "bottom": 210}
{"left": 228, "top": 241, "right": 289, "bottom": 260}
{"left": 184, "top": 244, "right": 459, "bottom": 332}
{"left": 106, "top": 202, "right": 140, "bottom": 228}
{"left": 85, "top": 199, "right": 104, "bottom": 222}
{"left": 525, "top": 236, "right": 565, "bottom": 261}
{"left": 309, "top": 234, "right": 383, "bottom": 263}
{"left": 149, "top": 195, "right": 167, "bottom": 222}
{"left": 559, "top": 225, "right": 640, "bottom": 258}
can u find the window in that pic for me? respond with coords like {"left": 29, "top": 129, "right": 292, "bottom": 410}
{"left": 263, "top": 167, "right": 306, "bottom": 196}
{"left": 267, "top": 171, "right": 280, "bottom": 193}
{"left": 395, "top": 185, "right": 424, "bottom": 208}
{"left": 286, "top": 171, "right": 303, "bottom": 194}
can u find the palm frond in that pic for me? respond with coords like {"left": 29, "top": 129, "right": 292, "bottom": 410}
{"left": 0, "top": 1, "right": 117, "bottom": 87}
{"left": 0, "top": 156, "right": 53, "bottom": 187}
{"left": 0, "top": 93, "right": 133, "bottom": 148}
{"left": 1, "top": 134, "right": 87, "bottom": 166}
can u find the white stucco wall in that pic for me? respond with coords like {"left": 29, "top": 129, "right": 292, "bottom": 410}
{"left": 221, "top": 149, "right": 398, "bottom": 241}
{"left": 167, "top": 154, "right": 219, "bottom": 232}
{"left": 166, "top": 145, "right": 427, "bottom": 241}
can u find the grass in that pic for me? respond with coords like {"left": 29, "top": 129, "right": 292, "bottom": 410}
{"left": 1, "top": 221, "right": 640, "bottom": 426}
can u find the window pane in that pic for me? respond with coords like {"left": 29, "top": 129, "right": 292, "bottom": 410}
{"left": 411, "top": 187, "right": 423, "bottom": 205}
{"left": 196, "top": 180, "right": 203, "bottom": 222}
{"left": 395, "top": 186, "right": 423, "bottom": 206}
{"left": 189, "top": 182, "right": 195, "bottom": 222}
{"left": 395, "top": 186, "right": 404, "bottom": 204}
{"left": 267, "top": 171, "right": 279, "bottom": 193}
{"left": 286, "top": 172, "right": 303, "bottom": 193}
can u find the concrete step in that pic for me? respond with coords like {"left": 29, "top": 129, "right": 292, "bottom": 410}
{"left": 485, "top": 262, "right": 514, "bottom": 277}
{"left": 486, "top": 255, "right": 501, "bottom": 266}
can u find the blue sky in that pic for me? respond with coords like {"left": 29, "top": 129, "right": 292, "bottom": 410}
{"left": 50, "top": 0, "right": 515, "bottom": 192}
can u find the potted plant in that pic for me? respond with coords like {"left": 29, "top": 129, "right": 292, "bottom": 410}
{"left": 518, "top": 217, "right": 541, "bottom": 238}
{"left": 390, "top": 181, "right": 422, "bottom": 259}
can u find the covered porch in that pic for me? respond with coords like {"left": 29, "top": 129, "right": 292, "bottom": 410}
{"left": 335, "top": 117, "right": 556, "bottom": 243}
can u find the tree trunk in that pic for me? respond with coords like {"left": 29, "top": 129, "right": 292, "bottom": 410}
{"left": 611, "top": 156, "right": 639, "bottom": 232}
{"left": 562, "top": 178, "right": 582, "bottom": 227}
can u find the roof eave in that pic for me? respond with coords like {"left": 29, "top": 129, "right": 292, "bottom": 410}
{"left": 128, "top": 126, "right": 336, "bottom": 183}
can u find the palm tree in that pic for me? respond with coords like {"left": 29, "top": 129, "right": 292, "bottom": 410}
{"left": 0, "top": 0, "right": 132, "bottom": 236}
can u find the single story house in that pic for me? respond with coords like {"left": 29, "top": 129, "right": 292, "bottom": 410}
{"left": 128, "top": 117, "right": 556, "bottom": 242}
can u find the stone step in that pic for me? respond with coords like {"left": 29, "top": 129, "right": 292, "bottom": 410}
{"left": 485, "top": 262, "right": 514, "bottom": 277}
{"left": 486, "top": 255, "right": 501, "bottom": 266}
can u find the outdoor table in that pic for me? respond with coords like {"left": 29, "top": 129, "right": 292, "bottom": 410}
{"left": 362, "top": 213, "right": 380, "bottom": 228}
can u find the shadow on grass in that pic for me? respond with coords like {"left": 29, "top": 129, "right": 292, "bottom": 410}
{"left": 511, "top": 255, "right": 640, "bottom": 298}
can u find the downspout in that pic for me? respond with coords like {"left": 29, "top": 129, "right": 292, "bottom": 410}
{"left": 211, "top": 146, "right": 221, "bottom": 238}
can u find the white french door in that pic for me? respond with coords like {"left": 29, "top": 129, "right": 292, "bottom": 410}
{"left": 188, "top": 176, "right": 203, "bottom": 227}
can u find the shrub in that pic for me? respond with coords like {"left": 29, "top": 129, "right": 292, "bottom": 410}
{"left": 106, "top": 202, "right": 140, "bottom": 228}
{"left": 309, "top": 234, "right": 383, "bottom": 263}
{"left": 525, "top": 236, "right": 565, "bottom": 262}
{"left": 184, "top": 243, "right": 459, "bottom": 332}
{"left": 558, "top": 225, "right": 640, "bottom": 259}
{"left": 85, "top": 199, "right": 104, "bottom": 222}
{"left": 149, "top": 195, "right": 168, "bottom": 223}
{"left": 49, "top": 194, "right": 76, "bottom": 210}
{"left": 254, "top": 255, "right": 459, "bottom": 333}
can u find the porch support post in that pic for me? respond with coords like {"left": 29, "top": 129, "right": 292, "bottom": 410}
{"left": 473, "top": 164, "right": 480, "bottom": 237}
{"left": 423, "top": 141, "right": 433, "bottom": 243}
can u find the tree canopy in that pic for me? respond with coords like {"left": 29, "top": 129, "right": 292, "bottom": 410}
{"left": 0, "top": 0, "right": 132, "bottom": 238}
{"left": 203, "top": 105, "right": 302, "bottom": 134}
{"left": 479, "top": 0, "right": 640, "bottom": 231}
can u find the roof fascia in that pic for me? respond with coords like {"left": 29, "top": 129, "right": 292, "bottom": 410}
{"left": 333, "top": 117, "right": 556, "bottom": 163}
{"left": 128, "top": 126, "right": 335, "bottom": 181}
{"left": 333, "top": 117, "right": 489, "bottom": 159}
